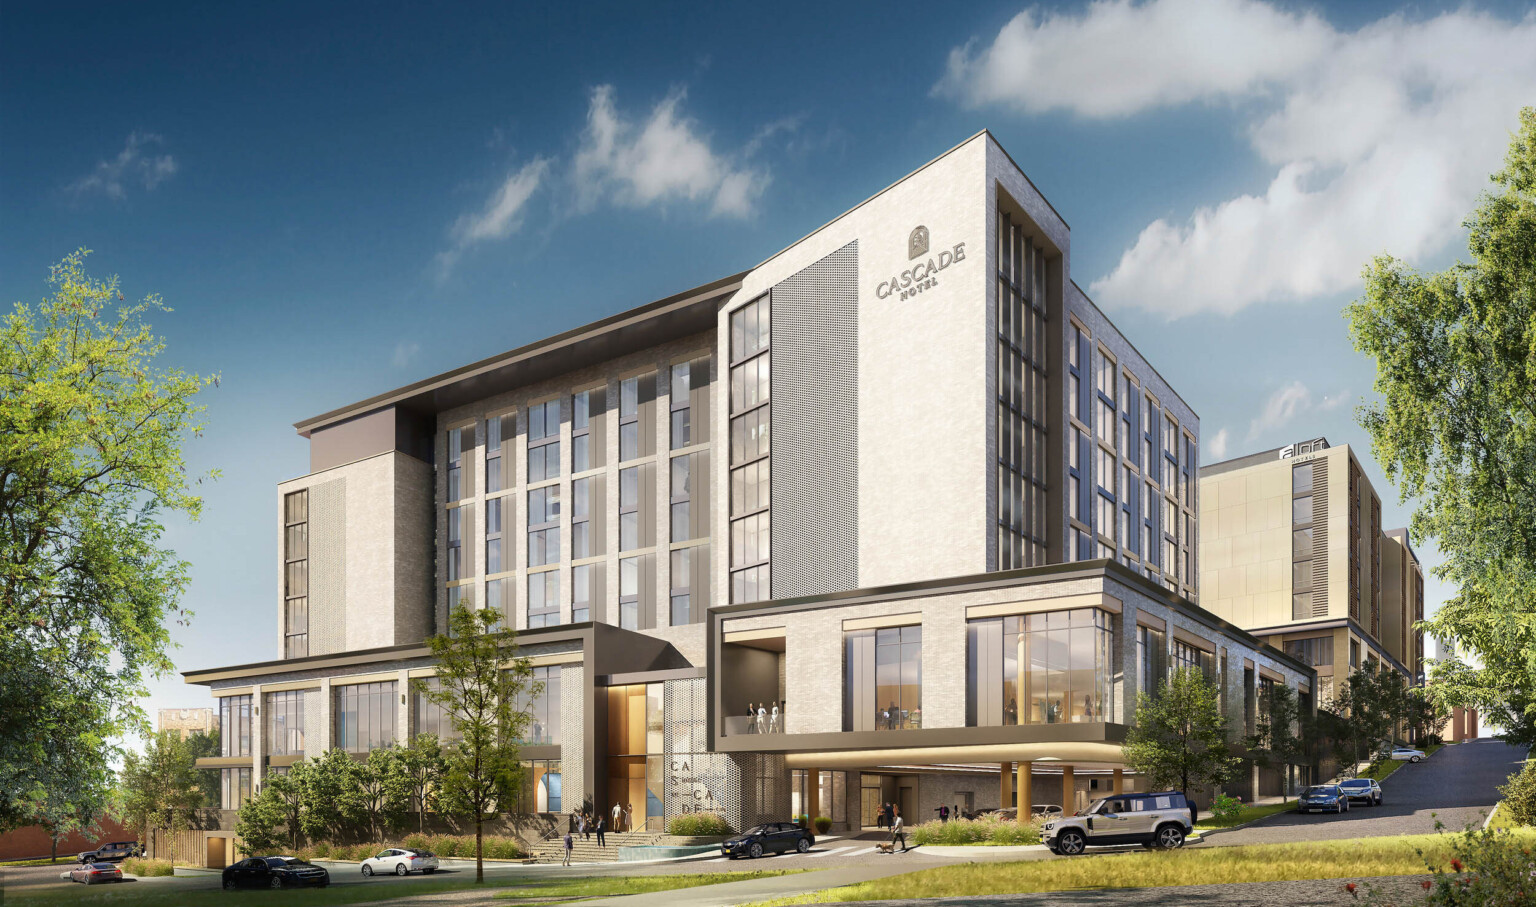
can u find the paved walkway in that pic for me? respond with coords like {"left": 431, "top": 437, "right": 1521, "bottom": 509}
{"left": 810, "top": 875, "right": 1434, "bottom": 906}
{"left": 581, "top": 863, "right": 918, "bottom": 907}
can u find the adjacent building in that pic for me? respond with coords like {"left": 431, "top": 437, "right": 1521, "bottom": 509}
{"left": 184, "top": 131, "right": 1314, "bottom": 864}
{"left": 1198, "top": 438, "right": 1423, "bottom": 703}
{"left": 158, "top": 707, "right": 216, "bottom": 740}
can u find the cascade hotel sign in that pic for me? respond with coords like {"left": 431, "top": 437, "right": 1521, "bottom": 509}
{"left": 875, "top": 225, "right": 968, "bottom": 301}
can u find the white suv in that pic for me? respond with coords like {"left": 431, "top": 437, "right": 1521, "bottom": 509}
{"left": 1042, "top": 791, "right": 1193, "bottom": 855}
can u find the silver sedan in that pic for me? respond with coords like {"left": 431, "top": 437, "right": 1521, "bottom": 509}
{"left": 360, "top": 848, "right": 440, "bottom": 876}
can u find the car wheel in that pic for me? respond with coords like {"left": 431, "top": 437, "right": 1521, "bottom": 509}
{"left": 223, "top": 880, "right": 236, "bottom": 890}
{"left": 395, "top": 863, "right": 408, "bottom": 876}
{"left": 796, "top": 838, "right": 810, "bottom": 853}
{"left": 749, "top": 842, "right": 763, "bottom": 859}
{"left": 1056, "top": 830, "right": 1086, "bottom": 855}
{"left": 1155, "top": 825, "right": 1185, "bottom": 849}
{"left": 270, "top": 877, "right": 284, "bottom": 889}
{"left": 1411, "top": 756, "right": 1422, "bottom": 763}
{"left": 362, "top": 865, "right": 373, "bottom": 876}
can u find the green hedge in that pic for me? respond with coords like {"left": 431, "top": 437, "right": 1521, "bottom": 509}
{"left": 909, "top": 813, "right": 1047, "bottom": 846}
{"left": 1499, "top": 759, "right": 1536, "bottom": 827}
{"left": 294, "top": 834, "right": 525, "bottom": 862}
{"left": 121, "top": 858, "right": 174, "bottom": 877}
{"left": 666, "top": 812, "right": 733, "bottom": 836}
{"left": 813, "top": 816, "right": 832, "bottom": 834}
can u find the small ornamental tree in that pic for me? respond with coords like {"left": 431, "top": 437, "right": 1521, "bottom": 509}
{"left": 417, "top": 602, "right": 536, "bottom": 883}
{"left": 1124, "top": 668, "right": 1237, "bottom": 800}
{"left": 1245, "top": 682, "right": 1303, "bottom": 794}
{"left": 119, "top": 731, "right": 200, "bottom": 864}
{"left": 397, "top": 734, "right": 447, "bottom": 835}
{"left": 357, "top": 747, "right": 411, "bottom": 840}
{"left": 296, "top": 749, "right": 366, "bottom": 843}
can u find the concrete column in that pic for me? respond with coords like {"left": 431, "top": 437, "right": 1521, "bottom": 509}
{"left": 1113, "top": 768, "right": 1124, "bottom": 796}
{"left": 250, "top": 684, "right": 263, "bottom": 788}
{"left": 999, "top": 761, "right": 1013, "bottom": 810}
{"left": 318, "top": 677, "right": 333, "bottom": 752}
{"left": 1015, "top": 762, "right": 1032, "bottom": 823}
{"left": 806, "top": 769, "right": 820, "bottom": 822}
{"left": 397, "top": 670, "right": 411, "bottom": 745}
{"left": 1061, "top": 765, "right": 1075, "bottom": 813}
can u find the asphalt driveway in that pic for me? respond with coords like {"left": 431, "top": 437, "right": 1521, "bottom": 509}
{"left": 1209, "top": 738, "right": 1528, "bottom": 846}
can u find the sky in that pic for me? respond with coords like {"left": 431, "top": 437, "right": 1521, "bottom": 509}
{"left": 3, "top": 0, "right": 1534, "bottom": 738}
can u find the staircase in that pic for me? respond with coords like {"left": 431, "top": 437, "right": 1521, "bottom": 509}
{"left": 529, "top": 829, "right": 667, "bottom": 864}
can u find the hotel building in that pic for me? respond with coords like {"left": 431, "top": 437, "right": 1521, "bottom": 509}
{"left": 185, "top": 131, "right": 1314, "bottom": 863}
{"left": 1198, "top": 438, "right": 1424, "bottom": 703}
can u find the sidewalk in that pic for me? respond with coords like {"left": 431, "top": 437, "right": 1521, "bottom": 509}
{"left": 579, "top": 863, "right": 917, "bottom": 907}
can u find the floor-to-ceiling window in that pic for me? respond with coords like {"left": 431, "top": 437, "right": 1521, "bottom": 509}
{"left": 995, "top": 208, "right": 1048, "bottom": 569}
{"left": 334, "top": 681, "right": 397, "bottom": 753}
{"left": 729, "top": 295, "right": 771, "bottom": 603}
{"left": 844, "top": 626, "right": 921, "bottom": 731}
{"left": 264, "top": 690, "right": 305, "bottom": 756}
{"left": 967, "top": 609, "right": 1115, "bottom": 726}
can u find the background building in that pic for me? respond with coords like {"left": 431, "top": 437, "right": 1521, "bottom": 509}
{"left": 157, "top": 707, "right": 216, "bottom": 740}
{"left": 1198, "top": 438, "right": 1422, "bottom": 702}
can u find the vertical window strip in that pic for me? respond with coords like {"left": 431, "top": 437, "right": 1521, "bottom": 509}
{"left": 283, "top": 490, "right": 309, "bottom": 658}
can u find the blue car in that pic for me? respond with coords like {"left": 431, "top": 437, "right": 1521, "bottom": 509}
{"left": 1298, "top": 784, "right": 1350, "bottom": 814}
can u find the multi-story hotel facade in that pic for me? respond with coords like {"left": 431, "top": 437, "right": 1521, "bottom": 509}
{"left": 186, "top": 132, "right": 1313, "bottom": 861}
{"left": 1198, "top": 438, "right": 1424, "bottom": 703}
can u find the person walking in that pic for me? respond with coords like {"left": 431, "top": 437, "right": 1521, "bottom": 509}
{"left": 612, "top": 801, "right": 623, "bottom": 833}
{"left": 891, "top": 807, "right": 907, "bottom": 853}
{"left": 624, "top": 803, "right": 633, "bottom": 833}
{"left": 875, "top": 804, "right": 886, "bottom": 829}
{"left": 562, "top": 831, "right": 573, "bottom": 866}
{"left": 595, "top": 814, "right": 606, "bottom": 847}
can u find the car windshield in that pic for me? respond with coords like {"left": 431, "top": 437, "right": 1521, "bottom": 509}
{"left": 1086, "top": 798, "right": 1113, "bottom": 814}
{"left": 266, "top": 857, "right": 306, "bottom": 867}
{"left": 1339, "top": 780, "right": 1369, "bottom": 789}
{"left": 91, "top": 863, "right": 117, "bottom": 869}
{"left": 742, "top": 825, "right": 770, "bottom": 836}
{"left": 1302, "top": 786, "right": 1336, "bottom": 796}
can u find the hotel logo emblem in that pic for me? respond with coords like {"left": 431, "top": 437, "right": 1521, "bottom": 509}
{"left": 909, "top": 225, "right": 929, "bottom": 260}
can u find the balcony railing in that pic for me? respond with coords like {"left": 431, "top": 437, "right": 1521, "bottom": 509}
{"left": 723, "top": 708, "right": 788, "bottom": 737}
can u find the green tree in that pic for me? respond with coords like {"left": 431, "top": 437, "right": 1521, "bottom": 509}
{"left": 119, "top": 731, "right": 201, "bottom": 864}
{"left": 296, "top": 749, "right": 365, "bottom": 843}
{"left": 233, "top": 776, "right": 290, "bottom": 854}
{"left": 397, "top": 734, "right": 447, "bottom": 835}
{"left": 1345, "top": 107, "right": 1536, "bottom": 738}
{"left": 417, "top": 602, "right": 535, "bottom": 883}
{"left": 186, "top": 730, "right": 221, "bottom": 808}
{"left": 1246, "top": 682, "right": 1304, "bottom": 794}
{"left": 357, "top": 747, "right": 410, "bottom": 841}
{"left": 1328, "top": 667, "right": 1403, "bottom": 772}
{"left": 1123, "top": 668, "right": 1237, "bottom": 799}
{"left": 0, "top": 251, "right": 214, "bottom": 830}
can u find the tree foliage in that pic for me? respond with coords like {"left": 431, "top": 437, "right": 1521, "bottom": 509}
{"left": 1123, "top": 668, "right": 1237, "bottom": 797}
{"left": 119, "top": 731, "right": 201, "bottom": 863}
{"left": 397, "top": 734, "right": 447, "bottom": 835}
{"left": 1346, "top": 107, "right": 1536, "bottom": 739}
{"left": 1246, "top": 681, "right": 1304, "bottom": 772}
{"left": 417, "top": 602, "right": 534, "bottom": 882}
{"left": 1, "top": 251, "right": 214, "bottom": 829}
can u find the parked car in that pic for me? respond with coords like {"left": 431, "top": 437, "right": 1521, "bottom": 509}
{"left": 76, "top": 841, "right": 140, "bottom": 863}
{"left": 1387, "top": 746, "right": 1427, "bottom": 763}
{"left": 720, "top": 822, "right": 815, "bottom": 859}
{"left": 1041, "top": 791, "right": 1192, "bottom": 855}
{"left": 361, "top": 847, "right": 440, "bottom": 876}
{"left": 1338, "top": 778, "right": 1383, "bottom": 806}
{"left": 221, "top": 856, "right": 330, "bottom": 890}
{"left": 69, "top": 862, "right": 123, "bottom": 884}
{"left": 1298, "top": 784, "right": 1350, "bottom": 813}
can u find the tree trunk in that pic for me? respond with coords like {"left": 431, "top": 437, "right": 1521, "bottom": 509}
{"left": 50, "top": 834, "right": 58, "bottom": 863}
{"left": 475, "top": 814, "right": 484, "bottom": 883}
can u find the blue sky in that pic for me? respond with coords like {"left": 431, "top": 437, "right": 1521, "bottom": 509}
{"left": 4, "top": 0, "right": 1534, "bottom": 731}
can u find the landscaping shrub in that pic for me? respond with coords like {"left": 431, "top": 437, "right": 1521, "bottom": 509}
{"left": 121, "top": 858, "right": 174, "bottom": 877}
{"left": 1351, "top": 824, "right": 1536, "bottom": 906}
{"left": 813, "top": 816, "right": 832, "bottom": 834}
{"left": 1210, "top": 793, "right": 1245, "bottom": 824}
{"left": 290, "top": 834, "right": 523, "bottom": 863}
{"left": 667, "top": 812, "right": 733, "bottom": 836}
{"left": 909, "top": 813, "right": 1047, "bottom": 846}
{"left": 1498, "top": 760, "right": 1536, "bottom": 827}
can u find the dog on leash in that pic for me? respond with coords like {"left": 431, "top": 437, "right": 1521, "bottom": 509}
{"left": 876, "top": 841, "right": 895, "bottom": 854}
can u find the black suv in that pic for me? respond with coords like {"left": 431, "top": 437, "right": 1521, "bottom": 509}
{"left": 1042, "top": 791, "right": 1194, "bottom": 854}
{"left": 76, "top": 841, "right": 141, "bottom": 864}
{"left": 720, "top": 822, "right": 815, "bottom": 858}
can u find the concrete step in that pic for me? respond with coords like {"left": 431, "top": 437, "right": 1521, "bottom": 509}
{"left": 529, "top": 831, "right": 666, "bottom": 863}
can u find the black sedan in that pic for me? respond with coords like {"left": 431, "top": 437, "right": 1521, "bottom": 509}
{"left": 1338, "top": 778, "right": 1383, "bottom": 806}
{"left": 221, "top": 856, "right": 330, "bottom": 890}
{"left": 721, "top": 822, "right": 815, "bottom": 858}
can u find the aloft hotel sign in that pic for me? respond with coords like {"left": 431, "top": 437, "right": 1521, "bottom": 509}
{"left": 874, "top": 225, "right": 968, "bottom": 301}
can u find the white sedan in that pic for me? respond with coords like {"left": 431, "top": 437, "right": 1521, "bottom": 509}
{"left": 1388, "top": 746, "right": 1427, "bottom": 762}
{"left": 361, "top": 848, "right": 439, "bottom": 876}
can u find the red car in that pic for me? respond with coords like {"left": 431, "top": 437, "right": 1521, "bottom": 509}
{"left": 70, "top": 862, "right": 124, "bottom": 884}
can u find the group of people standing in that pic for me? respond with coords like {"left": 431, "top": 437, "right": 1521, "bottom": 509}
{"left": 933, "top": 803, "right": 965, "bottom": 821}
{"left": 745, "top": 701, "right": 784, "bottom": 733}
{"left": 563, "top": 802, "right": 635, "bottom": 865}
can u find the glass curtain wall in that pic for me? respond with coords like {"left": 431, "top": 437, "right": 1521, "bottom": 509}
{"left": 966, "top": 609, "right": 1115, "bottom": 726}
{"left": 844, "top": 626, "right": 921, "bottom": 731}
{"left": 264, "top": 690, "right": 305, "bottom": 756}
{"left": 995, "top": 209, "right": 1048, "bottom": 569}
{"left": 606, "top": 683, "right": 665, "bottom": 831}
{"left": 334, "top": 681, "right": 398, "bottom": 753}
{"left": 729, "top": 296, "right": 771, "bottom": 603}
{"left": 219, "top": 694, "right": 252, "bottom": 757}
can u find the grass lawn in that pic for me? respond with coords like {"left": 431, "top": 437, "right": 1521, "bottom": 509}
{"left": 7, "top": 869, "right": 805, "bottom": 907}
{"left": 743, "top": 831, "right": 1536, "bottom": 905}
{"left": 1195, "top": 799, "right": 1297, "bottom": 829}
{"left": 0, "top": 858, "right": 78, "bottom": 868}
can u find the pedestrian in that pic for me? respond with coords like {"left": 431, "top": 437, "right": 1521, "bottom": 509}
{"left": 624, "top": 802, "right": 633, "bottom": 833}
{"left": 891, "top": 807, "right": 907, "bottom": 852}
{"left": 562, "top": 831, "right": 573, "bottom": 866}
{"left": 875, "top": 804, "right": 885, "bottom": 828}
{"left": 578, "top": 812, "right": 588, "bottom": 840}
{"left": 770, "top": 701, "right": 780, "bottom": 733}
{"left": 939, "top": 805, "right": 948, "bottom": 822}
{"left": 747, "top": 703, "right": 756, "bottom": 734}
{"left": 954, "top": 803, "right": 962, "bottom": 821}
{"left": 756, "top": 702, "right": 767, "bottom": 734}
{"left": 612, "top": 801, "right": 623, "bottom": 833}
{"left": 595, "top": 814, "right": 606, "bottom": 847}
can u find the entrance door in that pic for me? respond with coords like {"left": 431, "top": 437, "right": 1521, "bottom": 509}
{"left": 897, "top": 786, "right": 916, "bottom": 826}
{"left": 860, "top": 787, "right": 882, "bottom": 827}
{"left": 205, "top": 836, "right": 227, "bottom": 869}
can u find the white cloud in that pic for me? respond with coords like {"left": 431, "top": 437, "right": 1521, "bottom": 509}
{"left": 1207, "top": 427, "right": 1230, "bottom": 460}
{"left": 437, "top": 157, "right": 551, "bottom": 278}
{"left": 392, "top": 341, "right": 420, "bottom": 368}
{"left": 573, "top": 85, "right": 768, "bottom": 218}
{"left": 1246, "top": 381, "right": 1312, "bottom": 441}
{"left": 68, "top": 132, "right": 178, "bottom": 199}
{"left": 939, "top": 2, "right": 1536, "bottom": 317}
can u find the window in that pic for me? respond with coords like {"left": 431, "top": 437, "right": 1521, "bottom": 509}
{"left": 730, "top": 295, "right": 771, "bottom": 602}
{"left": 283, "top": 491, "right": 309, "bottom": 658}
{"left": 1137, "top": 625, "right": 1165, "bottom": 696}
{"left": 447, "top": 427, "right": 465, "bottom": 501}
{"left": 619, "top": 465, "right": 652, "bottom": 552}
{"left": 486, "top": 578, "right": 506, "bottom": 628}
{"left": 572, "top": 389, "right": 604, "bottom": 473}
{"left": 517, "top": 666, "right": 562, "bottom": 746}
{"left": 572, "top": 563, "right": 592, "bottom": 623}
{"left": 485, "top": 415, "right": 505, "bottom": 494}
{"left": 447, "top": 506, "right": 464, "bottom": 581}
{"left": 1350, "top": 638, "right": 1361, "bottom": 668}
{"left": 527, "top": 400, "right": 560, "bottom": 484}
{"left": 527, "top": 570, "right": 559, "bottom": 628}
{"left": 572, "top": 477, "right": 592, "bottom": 560}
{"left": 1293, "top": 464, "right": 1317, "bottom": 619}
{"left": 413, "top": 677, "right": 461, "bottom": 742}
{"left": 220, "top": 694, "right": 252, "bottom": 757}
{"left": 528, "top": 487, "right": 560, "bottom": 567}
{"left": 265, "top": 690, "right": 305, "bottom": 756}
{"left": 334, "top": 681, "right": 397, "bottom": 753}
{"left": 844, "top": 625, "right": 922, "bottom": 731}
{"left": 619, "top": 554, "right": 654, "bottom": 630}
{"left": 967, "top": 609, "right": 1115, "bottom": 726}
{"left": 620, "top": 374, "right": 656, "bottom": 462}
{"left": 485, "top": 497, "right": 503, "bottom": 575}
{"left": 1283, "top": 636, "right": 1333, "bottom": 667}
{"left": 1172, "top": 639, "right": 1214, "bottom": 676}
{"left": 670, "top": 360, "right": 710, "bottom": 450}
{"left": 221, "top": 767, "right": 252, "bottom": 810}
{"left": 670, "top": 547, "right": 698, "bottom": 625}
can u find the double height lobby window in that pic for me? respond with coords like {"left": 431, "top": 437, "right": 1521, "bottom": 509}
{"left": 966, "top": 609, "right": 1115, "bottom": 726}
{"left": 844, "top": 626, "right": 922, "bottom": 731}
